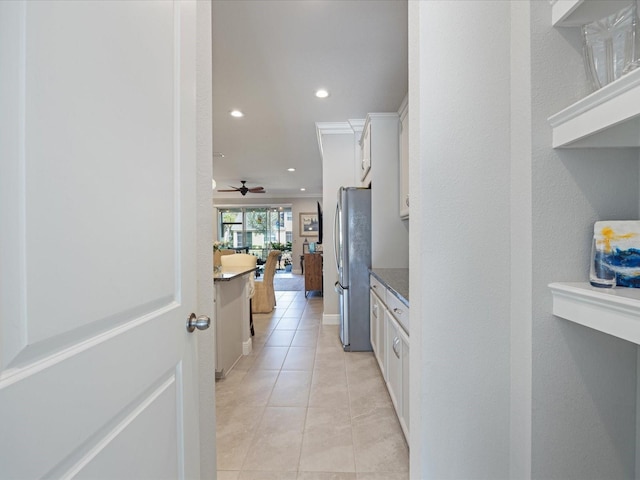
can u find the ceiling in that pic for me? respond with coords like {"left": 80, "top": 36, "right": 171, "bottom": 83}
{"left": 211, "top": 0, "right": 408, "bottom": 200}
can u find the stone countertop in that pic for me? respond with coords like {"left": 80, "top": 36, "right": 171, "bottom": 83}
{"left": 369, "top": 268, "right": 409, "bottom": 307}
{"left": 214, "top": 266, "right": 257, "bottom": 282}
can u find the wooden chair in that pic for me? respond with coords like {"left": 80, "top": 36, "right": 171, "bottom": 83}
{"left": 251, "top": 250, "right": 280, "bottom": 313}
{"left": 221, "top": 253, "right": 258, "bottom": 335}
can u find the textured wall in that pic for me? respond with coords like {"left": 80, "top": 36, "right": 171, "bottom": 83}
{"left": 527, "top": 2, "right": 638, "bottom": 478}
{"left": 320, "top": 131, "right": 359, "bottom": 317}
{"left": 509, "top": 1, "right": 533, "bottom": 478}
{"left": 412, "top": 1, "right": 512, "bottom": 477}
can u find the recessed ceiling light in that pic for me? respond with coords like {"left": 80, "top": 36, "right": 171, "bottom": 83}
{"left": 230, "top": 110, "right": 244, "bottom": 118}
{"left": 287, "top": 168, "right": 296, "bottom": 172}
{"left": 300, "top": 187, "right": 306, "bottom": 191}
{"left": 315, "top": 89, "right": 329, "bottom": 99}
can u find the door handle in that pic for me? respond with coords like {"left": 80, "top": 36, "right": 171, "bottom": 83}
{"left": 393, "top": 336, "right": 400, "bottom": 359}
{"left": 186, "top": 313, "right": 211, "bottom": 333}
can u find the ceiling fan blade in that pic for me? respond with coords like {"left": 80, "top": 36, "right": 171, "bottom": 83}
{"left": 217, "top": 182, "right": 264, "bottom": 194}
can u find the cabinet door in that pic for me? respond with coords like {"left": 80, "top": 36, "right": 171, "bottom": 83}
{"left": 370, "top": 290, "right": 379, "bottom": 354}
{"left": 370, "top": 289, "right": 385, "bottom": 377}
{"left": 385, "top": 310, "right": 402, "bottom": 416}
{"left": 360, "top": 121, "right": 371, "bottom": 184}
{"left": 304, "top": 254, "right": 323, "bottom": 293}
{"left": 399, "top": 109, "right": 409, "bottom": 218}
{"left": 399, "top": 327, "right": 410, "bottom": 440}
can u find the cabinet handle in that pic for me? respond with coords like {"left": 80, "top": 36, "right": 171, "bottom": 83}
{"left": 392, "top": 336, "right": 400, "bottom": 358}
{"left": 405, "top": 195, "right": 410, "bottom": 207}
{"left": 372, "top": 304, "right": 378, "bottom": 317}
{"left": 393, "top": 307, "right": 403, "bottom": 316}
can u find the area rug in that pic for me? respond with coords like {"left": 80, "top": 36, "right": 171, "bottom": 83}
{"left": 272, "top": 273, "right": 304, "bottom": 291}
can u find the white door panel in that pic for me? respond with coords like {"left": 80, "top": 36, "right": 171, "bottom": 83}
{"left": 0, "top": 1, "right": 200, "bottom": 478}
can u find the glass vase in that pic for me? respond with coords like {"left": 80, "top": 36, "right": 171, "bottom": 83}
{"left": 583, "top": 3, "right": 640, "bottom": 90}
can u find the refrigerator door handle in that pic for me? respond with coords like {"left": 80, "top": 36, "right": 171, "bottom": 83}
{"left": 333, "top": 202, "right": 340, "bottom": 272}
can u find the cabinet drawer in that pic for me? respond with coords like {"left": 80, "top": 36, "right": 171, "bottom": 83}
{"left": 386, "top": 291, "right": 409, "bottom": 334}
{"left": 369, "top": 275, "right": 386, "bottom": 303}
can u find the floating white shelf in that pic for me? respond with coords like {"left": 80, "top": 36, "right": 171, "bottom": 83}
{"left": 547, "top": 68, "right": 640, "bottom": 148}
{"left": 549, "top": 282, "right": 640, "bottom": 345}
{"left": 551, "top": 0, "right": 632, "bottom": 27}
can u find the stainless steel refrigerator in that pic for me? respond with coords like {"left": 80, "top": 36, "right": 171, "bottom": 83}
{"left": 333, "top": 187, "right": 372, "bottom": 351}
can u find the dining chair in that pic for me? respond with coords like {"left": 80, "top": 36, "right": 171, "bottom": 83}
{"left": 252, "top": 250, "right": 280, "bottom": 313}
{"left": 214, "top": 248, "right": 236, "bottom": 270}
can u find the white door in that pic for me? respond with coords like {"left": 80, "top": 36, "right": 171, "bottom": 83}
{"left": 0, "top": 1, "right": 201, "bottom": 478}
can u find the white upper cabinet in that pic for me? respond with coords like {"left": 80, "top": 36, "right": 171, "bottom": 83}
{"left": 360, "top": 121, "right": 372, "bottom": 186}
{"left": 398, "top": 96, "right": 409, "bottom": 218}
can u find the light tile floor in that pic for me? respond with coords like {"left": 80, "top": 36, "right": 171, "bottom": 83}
{"left": 215, "top": 290, "right": 409, "bottom": 480}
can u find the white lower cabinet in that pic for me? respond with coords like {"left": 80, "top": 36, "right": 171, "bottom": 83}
{"left": 385, "top": 310, "right": 410, "bottom": 441}
{"left": 386, "top": 310, "right": 402, "bottom": 411}
{"left": 370, "top": 289, "right": 386, "bottom": 376}
{"left": 399, "top": 324, "right": 409, "bottom": 439}
{"left": 370, "top": 274, "right": 409, "bottom": 444}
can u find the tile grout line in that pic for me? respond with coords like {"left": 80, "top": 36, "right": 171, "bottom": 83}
{"left": 296, "top": 305, "right": 321, "bottom": 475}
{"left": 237, "top": 293, "right": 294, "bottom": 474}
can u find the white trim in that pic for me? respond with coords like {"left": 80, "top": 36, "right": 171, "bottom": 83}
{"left": 315, "top": 121, "right": 355, "bottom": 135}
{"left": 398, "top": 94, "right": 408, "bottom": 119}
{"left": 242, "top": 337, "right": 252, "bottom": 355}
{"left": 322, "top": 313, "right": 340, "bottom": 325}
{"left": 548, "top": 68, "right": 640, "bottom": 148}
{"left": 549, "top": 282, "right": 640, "bottom": 345}
{"left": 214, "top": 202, "right": 293, "bottom": 209}
{"left": 348, "top": 118, "right": 365, "bottom": 135}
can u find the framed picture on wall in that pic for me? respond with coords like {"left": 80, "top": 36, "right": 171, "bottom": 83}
{"left": 299, "top": 212, "right": 319, "bottom": 236}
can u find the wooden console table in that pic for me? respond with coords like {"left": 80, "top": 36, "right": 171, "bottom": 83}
{"left": 304, "top": 253, "right": 323, "bottom": 297}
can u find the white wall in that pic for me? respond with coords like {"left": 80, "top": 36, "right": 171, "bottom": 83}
{"left": 509, "top": 1, "right": 533, "bottom": 478}
{"left": 407, "top": 2, "right": 423, "bottom": 475}
{"left": 319, "top": 127, "right": 359, "bottom": 318}
{"left": 195, "top": 1, "right": 215, "bottom": 478}
{"left": 410, "top": 1, "right": 511, "bottom": 477}
{"left": 526, "top": 2, "right": 638, "bottom": 478}
{"left": 410, "top": 2, "right": 640, "bottom": 479}
{"left": 368, "top": 114, "right": 410, "bottom": 270}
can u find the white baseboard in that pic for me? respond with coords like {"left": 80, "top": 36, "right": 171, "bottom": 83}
{"left": 243, "top": 337, "right": 252, "bottom": 355}
{"left": 322, "top": 313, "right": 340, "bottom": 325}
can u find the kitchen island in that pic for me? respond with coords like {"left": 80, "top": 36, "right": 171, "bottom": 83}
{"left": 214, "top": 265, "right": 256, "bottom": 378}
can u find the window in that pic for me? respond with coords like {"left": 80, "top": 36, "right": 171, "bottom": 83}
{"left": 217, "top": 207, "right": 292, "bottom": 261}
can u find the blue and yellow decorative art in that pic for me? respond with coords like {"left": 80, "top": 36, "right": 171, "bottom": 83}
{"left": 593, "top": 221, "right": 640, "bottom": 288}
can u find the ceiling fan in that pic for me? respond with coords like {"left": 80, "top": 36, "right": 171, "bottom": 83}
{"left": 217, "top": 180, "right": 265, "bottom": 196}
